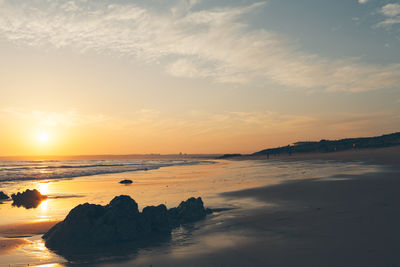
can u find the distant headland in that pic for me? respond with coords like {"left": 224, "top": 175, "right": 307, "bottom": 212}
{"left": 219, "top": 132, "right": 400, "bottom": 159}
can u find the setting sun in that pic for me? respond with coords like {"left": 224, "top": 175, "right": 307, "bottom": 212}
{"left": 39, "top": 182, "right": 49, "bottom": 195}
{"left": 37, "top": 131, "right": 50, "bottom": 144}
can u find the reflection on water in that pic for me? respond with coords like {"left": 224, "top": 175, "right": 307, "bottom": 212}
{"left": 39, "top": 183, "right": 50, "bottom": 195}
{"left": 11, "top": 197, "right": 46, "bottom": 209}
{"left": 40, "top": 200, "right": 48, "bottom": 213}
{"left": 46, "top": 233, "right": 171, "bottom": 265}
{"left": 25, "top": 237, "right": 62, "bottom": 264}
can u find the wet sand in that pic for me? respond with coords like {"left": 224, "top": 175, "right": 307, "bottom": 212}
{"left": 0, "top": 147, "right": 398, "bottom": 266}
{"left": 0, "top": 239, "right": 29, "bottom": 255}
{"left": 0, "top": 220, "right": 59, "bottom": 238}
{"left": 219, "top": 147, "right": 400, "bottom": 266}
{"left": 109, "top": 147, "right": 400, "bottom": 267}
{"left": 221, "top": 170, "right": 400, "bottom": 266}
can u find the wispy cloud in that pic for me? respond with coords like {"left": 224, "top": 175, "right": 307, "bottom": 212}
{"left": 358, "top": 0, "right": 368, "bottom": 4}
{"left": 376, "top": 3, "right": 400, "bottom": 28}
{"left": 2, "top": 108, "right": 108, "bottom": 128}
{"left": 0, "top": 107, "right": 315, "bottom": 138}
{"left": 381, "top": 3, "right": 400, "bottom": 18}
{"left": 0, "top": 0, "right": 399, "bottom": 92}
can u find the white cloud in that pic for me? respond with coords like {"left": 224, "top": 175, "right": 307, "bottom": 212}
{"left": 376, "top": 3, "right": 400, "bottom": 28}
{"left": 0, "top": 0, "right": 399, "bottom": 92}
{"left": 376, "top": 17, "right": 400, "bottom": 28}
{"left": 60, "top": 1, "right": 79, "bottom": 12}
{"left": 358, "top": 0, "right": 368, "bottom": 4}
{"left": 381, "top": 3, "right": 400, "bottom": 17}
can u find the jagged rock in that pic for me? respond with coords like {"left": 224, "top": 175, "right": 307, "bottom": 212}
{"left": 142, "top": 204, "right": 171, "bottom": 234}
{"left": 44, "top": 203, "right": 107, "bottom": 248}
{"left": 119, "top": 179, "right": 133, "bottom": 184}
{"left": 108, "top": 195, "right": 139, "bottom": 217}
{"left": 174, "top": 197, "right": 207, "bottom": 224}
{"left": 95, "top": 195, "right": 142, "bottom": 242}
{"left": 43, "top": 195, "right": 209, "bottom": 251}
{"left": 11, "top": 189, "right": 47, "bottom": 209}
{"left": 0, "top": 191, "right": 9, "bottom": 200}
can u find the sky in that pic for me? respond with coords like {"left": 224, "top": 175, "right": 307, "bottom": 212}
{"left": 0, "top": 0, "right": 399, "bottom": 156}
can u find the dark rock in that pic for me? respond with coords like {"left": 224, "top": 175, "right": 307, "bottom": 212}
{"left": 43, "top": 195, "right": 209, "bottom": 251}
{"left": 142, "top": 204, "right": 171, "bottom": 234}
{"left": 96, "top": 196, "right": 142, "bottom": 242}
{"left": 11, "top": 189, "right": 47, "bottom": 209}
{"left": 168, "top": 197, "right": 207, "bottom": 227}
{"left": 44, "top": 203, "right": 107, "bottom": 248}
{"left": 0, "top": 191, "right": 9, "bottom": 200}
{"left": 175, "top": 197, "right": 207, "bottom": 223}
{"left": 108, "top": 195, "right": 139, "bottom": 217}
{"left": 168, "top": 207, "right": 180, "bottom": 228}
{"left": 119, "top": 179, "right": 133, "bottom": 184}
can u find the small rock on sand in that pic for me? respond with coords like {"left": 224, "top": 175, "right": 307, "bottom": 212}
{"left": 0, "top": 191, "right": 9, "bottom": 200}
{"left": 119, "top": 179, "right": 133, "bottom": 184}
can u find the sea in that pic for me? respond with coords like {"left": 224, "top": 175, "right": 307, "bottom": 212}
{"left": 0, "top": 158, "right": 211, "bottom": 182}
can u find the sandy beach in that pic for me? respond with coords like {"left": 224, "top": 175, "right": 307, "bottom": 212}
{"left": 0, "top": 147, "right": 399, "bottom": 266}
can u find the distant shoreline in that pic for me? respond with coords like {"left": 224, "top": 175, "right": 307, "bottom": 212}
{"left": 230, "top": 145, "right": 400, "bottom": 167}
{"left": 0, "top": 154, "right": 219, "bottom": 161}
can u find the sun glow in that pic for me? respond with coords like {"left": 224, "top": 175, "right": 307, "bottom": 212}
{"left": 40, "top": 199, "right": 48, "bottom": 213}
{"left": 37, "top": 131, "right": 50, "bottom": 143}
{"left": 39, "top": 183, "right": 49, "bottom": 195}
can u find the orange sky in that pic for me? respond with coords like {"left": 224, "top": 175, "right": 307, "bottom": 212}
{"left": 0, "top": 0, "right": 399, "bottom": 156}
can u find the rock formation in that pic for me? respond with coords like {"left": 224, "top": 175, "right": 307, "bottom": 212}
{"left": 43, "top": 195, "right": 209, "bottom": 251}
{"left": 11, "top": 189, "right": 47, "bottom": 209}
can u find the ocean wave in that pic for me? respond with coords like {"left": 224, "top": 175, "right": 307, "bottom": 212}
{"left": 2, "top": 163, "right": 138, "bottom": 171}
{"left": 0, "top": 160, "right": 212, "bottom": 183}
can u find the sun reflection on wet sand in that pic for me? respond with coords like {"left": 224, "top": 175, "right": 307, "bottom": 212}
{"left": 0, "top": 238, "right": 29, "bottom": 255}
{"left": 39, "top": 182, "right": 50, "bottom": 195}
{"left": 40, "top": 199, "right": 48, "bottom": 213}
